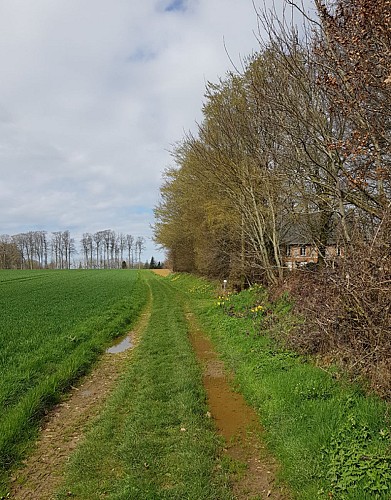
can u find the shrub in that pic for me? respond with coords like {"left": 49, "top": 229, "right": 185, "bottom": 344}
{"left": 286, "top": 212, "right": 391, "bottom": 396}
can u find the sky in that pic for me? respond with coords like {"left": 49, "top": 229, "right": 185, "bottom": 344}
{"left": 0, "top": 0, "right": 313, "bottom": 263}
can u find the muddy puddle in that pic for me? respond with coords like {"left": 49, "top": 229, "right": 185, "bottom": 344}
{"left": 106, "top": 334, "right": 133, "bottom": 354}
{"left": 187, "top": 312, "right": 287, "bottom": 500}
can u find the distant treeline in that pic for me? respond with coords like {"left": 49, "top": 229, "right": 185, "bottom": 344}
{"left": 0, "top": 230, "right": 149, "bottom": 270}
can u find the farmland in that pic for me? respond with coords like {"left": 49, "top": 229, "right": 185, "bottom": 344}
{"left": 0, "top": 269, "right": 147, "bottom": 484}
{"left": 2, "top": 270, "right": 391, "bottom": 499}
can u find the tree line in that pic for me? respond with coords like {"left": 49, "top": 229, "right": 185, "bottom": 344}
{"left": 154, "top": 0, "right": 390, "bottom": 285}
{"left": 0, "top": 230, "right": 146, "bottom": 270}
{"left": 154, "top": 0, "right": 391, "bottom": 394}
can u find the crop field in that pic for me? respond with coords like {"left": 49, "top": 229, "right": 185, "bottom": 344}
{"left": 3, "top": 270, "right": 391, "bottom": 499}
{"left": 0, "top": 269, "right": 147, "bottom": 480}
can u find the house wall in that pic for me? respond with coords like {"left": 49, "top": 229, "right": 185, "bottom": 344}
{"left": 284, "top": 244, "right": 342, "bottom": 269}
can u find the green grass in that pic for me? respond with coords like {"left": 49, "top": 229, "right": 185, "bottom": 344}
{"left": 0, "top": 269, "right": 147, "bottom": 493}
{"left": 56, "top": 272, "right": 232, "bottom": 499}
{"left": 5, "top": 270, "right": 391, "bottom": 499}
{"left": 170, "top": 273, "right": 391, "bottom": 500}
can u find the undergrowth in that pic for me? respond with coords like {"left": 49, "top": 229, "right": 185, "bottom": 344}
{"left": 171, "top": 273, "right": 391, "bottom": 499}
{"left": 320, "top": 415, "right": 391, "bottom": 499}
{"left": 285, "top": 214, "right": 391, "bottom": 397}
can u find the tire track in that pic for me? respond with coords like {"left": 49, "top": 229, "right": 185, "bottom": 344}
{"left": 10, "top": 296, "right": 152, "bottom": 500}
{"left": 187, "top": 311, "right": 289, "bottom": 500}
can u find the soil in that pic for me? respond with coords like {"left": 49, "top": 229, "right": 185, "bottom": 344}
{"left": 151, "top": 269, "right": 171, "bottom": 277}
{"left": 10, "top": 307, "right": 151, "bottom": 500}
{"left": 187, "top": 311, "right": 289, "bottom": 500}
{"left": 10, "top": 286, "right": 287, "bottom": 499}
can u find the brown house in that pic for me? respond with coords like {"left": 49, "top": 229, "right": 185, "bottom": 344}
{"left": 281, "top": 216, "right": 344, "bottom": 269}
{"left": 284, "top": 243, "right": 343, "bottom": 269}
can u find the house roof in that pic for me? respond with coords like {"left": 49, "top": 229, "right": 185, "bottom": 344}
{"left": 280, "top": 212, "right": 342, "bottom": 246}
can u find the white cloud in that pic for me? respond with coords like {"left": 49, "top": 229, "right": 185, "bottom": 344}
{"left": 0, "top": 0, "right": 312, "bottom": 261}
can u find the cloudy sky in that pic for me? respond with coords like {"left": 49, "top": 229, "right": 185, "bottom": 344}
{"left": 0, "top": 0, "right": 311, "bottom": 262}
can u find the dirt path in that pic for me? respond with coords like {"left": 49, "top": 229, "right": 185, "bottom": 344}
{"left": 187, "top": 311, "right": 289, "bottom": 500}
{"left": 9, "top": 277, "right": 287, "bottom": 499}
{"left": 151, "top": 268, "right": 171, "bottom": 277}
{"left": 10, "top": 305, "right": 151, "bottom": 500}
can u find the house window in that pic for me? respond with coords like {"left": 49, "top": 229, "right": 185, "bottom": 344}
{"left": 286, "top": 245, "right": 291, "bottom": 257}
{"left": 300, "top": 246, "right": 306, "bottom": 256}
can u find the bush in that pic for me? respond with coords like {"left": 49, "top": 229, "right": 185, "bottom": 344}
{"left": 286, "top": 213, "right": 391, "bottom": 396}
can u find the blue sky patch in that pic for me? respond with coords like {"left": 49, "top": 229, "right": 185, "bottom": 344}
{"left": 164, "top": 0, "right": 187, "bottom": 13}
{"left": 128, "top": 47, "right": 156, "bottom": 63}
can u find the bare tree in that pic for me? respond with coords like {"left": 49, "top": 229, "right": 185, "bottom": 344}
{"left": 0, "top": 235, "right": 21, "bottom": 269}
{"left": 81, "top": 233, "right": 93, "bottom": 268}
{"left": 135, "top": 237, "right": 145, "bottom": 269}
{"left": 118, "top": 233, "right": 126, "bottom": 268}
{"left": 126, "top": 234, "right": 134, "bottom": 268}
{"left": 109, "top": 230, "right": 116, "bottom": 268}
{"left": 61, "top": 230, "right": 74, "bottom": 269}
{"left": 93, "top": 231, "right": 104, "bottom": 268}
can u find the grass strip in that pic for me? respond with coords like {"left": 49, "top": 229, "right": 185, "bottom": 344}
{"left": 171, "top": 273, "right": 391, "bottom": 500}
{"left": 56, "top": 272, "right": 232, "bottom": 500}
{"left": 0, "top": 270, "right": 148, "bottom": 495}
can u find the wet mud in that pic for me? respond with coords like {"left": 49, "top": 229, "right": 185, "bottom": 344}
{"left": 187, "top": 312, "right": 288, "bottom": 500}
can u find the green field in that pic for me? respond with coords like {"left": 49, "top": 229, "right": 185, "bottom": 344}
{"left": 0, "top": 269, "right": 147, "bottom": 485}
{"left": 57, "top": 272, "right": 231, "bottom": 500}
{"left": 2, "top": 270, "right": 391, "bottom": 499}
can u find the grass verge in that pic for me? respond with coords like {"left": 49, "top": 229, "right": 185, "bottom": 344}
{"left": 170, "top": 273, "right": 391, "bottom": 500}
{"left": 56, "top": 272, "right": 232, "bottom": 500}
{"left": 0, "top": 270, "right": 148, "bottom": 495}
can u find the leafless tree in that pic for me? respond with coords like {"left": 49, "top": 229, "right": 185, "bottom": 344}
{"left": 118, "top": 233, "right": 126, "bottom": 268}
{"left": 126, "top": 234, "right": 134, "bottom": 268}
{"left": 0, "top": 235, "right": 21, "bottom": 269}
{"left": 81, "top": 233, "right": 93, "bottom": 268}
{"left": 135, "top": 236, "right": 145, "bottom": 269}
